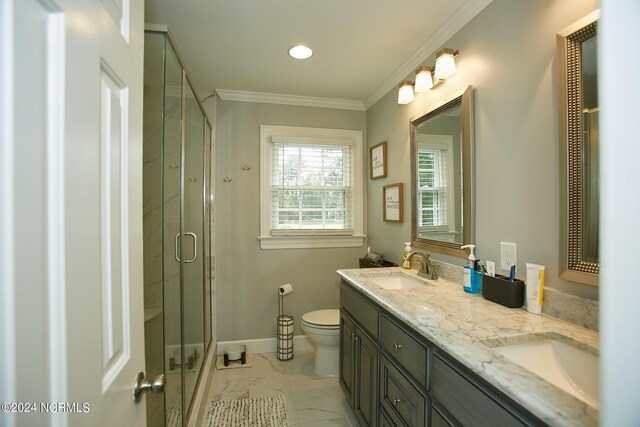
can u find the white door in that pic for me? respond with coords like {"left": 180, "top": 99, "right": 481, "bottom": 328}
{"left": 0, "top": 0, "right": 149, "bottom": 426}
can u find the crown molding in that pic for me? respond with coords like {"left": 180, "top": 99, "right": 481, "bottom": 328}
{"left": 363, "top": 0, "right": 494, "bottom": 110}
{"left": 215, "top": 89, "right": 365, "bottom": 111}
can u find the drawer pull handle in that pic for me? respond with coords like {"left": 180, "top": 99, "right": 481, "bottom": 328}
{"left": 392, "top": 397, "right": 401, "bottom": 406}
{"left": 393, "top": 343, "right": 403, "bottom": 351}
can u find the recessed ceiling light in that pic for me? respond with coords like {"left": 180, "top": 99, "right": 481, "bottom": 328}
{"left": 288, "top": 45, "right": 313, "bottom": 60}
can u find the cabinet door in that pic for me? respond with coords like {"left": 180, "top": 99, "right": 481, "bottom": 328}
{"left": 340, "top": 310, "right": 356, "bottom": 405}
{"left": 355, "top": 328, "right": 378, "bottom": 427}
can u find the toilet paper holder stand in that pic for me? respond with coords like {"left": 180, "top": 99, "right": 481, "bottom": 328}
{"left": 277, "top": 286, "right": 294, "bottom": 361}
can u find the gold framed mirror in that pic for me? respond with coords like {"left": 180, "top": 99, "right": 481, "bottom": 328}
{"left": 410, "top": 85, "right": 474, "bottom": 258}
{"left": 557, "top": 11, "right": 599, "bottom": 286}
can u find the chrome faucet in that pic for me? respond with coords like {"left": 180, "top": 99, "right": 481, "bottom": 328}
{"left": 407, "top": 251, "right": 438, "bottom": 280}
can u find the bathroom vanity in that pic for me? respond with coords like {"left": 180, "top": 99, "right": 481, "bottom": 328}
{"left": 337, "top": 268, "right": 598, "bottom": 427}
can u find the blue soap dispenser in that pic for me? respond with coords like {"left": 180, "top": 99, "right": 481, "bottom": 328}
{"left": 461, "top": 244, "right": 477, "bottom": 293}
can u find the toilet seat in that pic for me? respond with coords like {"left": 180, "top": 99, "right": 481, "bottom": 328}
{"left": 301, "top": 309, "right": 340, "bottom": 329}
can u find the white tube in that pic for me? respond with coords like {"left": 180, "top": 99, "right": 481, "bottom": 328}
{"left": 525, "top": 263, "right": 545, "bottom": 314}
{"left": 278, "top": 283, "right": 293, "bottom": 295}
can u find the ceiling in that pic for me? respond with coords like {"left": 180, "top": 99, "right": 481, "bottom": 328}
{"left": 144, "top": 0, "right": 491, "bottom": 108}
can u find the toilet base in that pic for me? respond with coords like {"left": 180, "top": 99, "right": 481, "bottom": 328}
{"left": 312, "top": 344, "right": 339, "bottom": 378}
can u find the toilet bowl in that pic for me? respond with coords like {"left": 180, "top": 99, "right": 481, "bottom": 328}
{"left": 301, "top": 309, "right": 340, "bottom": 378}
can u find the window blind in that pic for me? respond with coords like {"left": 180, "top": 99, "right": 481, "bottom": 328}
{"left": 271, "top": 140, "right": 353, "bottom": 235}
{"left": 417, "top": 148, "right": 449, "bottom": 227}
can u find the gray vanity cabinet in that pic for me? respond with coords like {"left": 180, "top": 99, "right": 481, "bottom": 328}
{"left": 340, "top": 280, "right": 538, "bottom": 427}
{"left": 340, "top": 285, "right": 380, "bottom": 427}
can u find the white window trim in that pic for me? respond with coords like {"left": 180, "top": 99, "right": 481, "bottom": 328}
{"left": 259, "top": 125, "right": 365, "bottom": 249}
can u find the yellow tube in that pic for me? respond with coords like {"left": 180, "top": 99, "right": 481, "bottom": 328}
{"left": 538, "top": 269, "right": 545, "bottom": 306}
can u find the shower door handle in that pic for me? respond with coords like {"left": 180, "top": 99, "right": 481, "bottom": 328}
{"left": 183, "top": 232, "right": 197, "bottom": 263}
{"left": 174, "top": 232, "right": 197, "bottom": 263}
{"left": 133, "top": 372, "right": 166, "bottom": 403}
{"left": 175, "top": 233, "right": 181, "bottom": 262}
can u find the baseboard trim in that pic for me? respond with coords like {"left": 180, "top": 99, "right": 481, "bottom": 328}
{"left": 216, "top": 335, "right": 313, "bottom": 355}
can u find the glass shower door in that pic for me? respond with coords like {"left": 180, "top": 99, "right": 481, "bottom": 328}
{"left": 143, "top": 28, "right": 213, "bottom": 427}
{"left": 181, "top": 79, "right": 205, "bottom": 414}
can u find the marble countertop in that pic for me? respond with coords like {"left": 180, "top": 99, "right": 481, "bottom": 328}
{"left": 337, "top": 267, "right": 599, "bottom": 427}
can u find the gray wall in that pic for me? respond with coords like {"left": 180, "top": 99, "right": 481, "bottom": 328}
{"left": 365, "top": 0, "right": 598, "bottom": 299}
{"left": 216, "top": 100, "right": 366, "bottom": 341}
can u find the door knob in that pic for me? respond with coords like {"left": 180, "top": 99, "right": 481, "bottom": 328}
{"left": 393, "top": 343, "right": 403, "bottom": 351}
{"left": 133, "top": 372, "right": 166, "bottom": 402}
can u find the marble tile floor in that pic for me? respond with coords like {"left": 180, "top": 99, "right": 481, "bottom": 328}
{"left": 202, "top": 349, "right": 359, "bottom": 427}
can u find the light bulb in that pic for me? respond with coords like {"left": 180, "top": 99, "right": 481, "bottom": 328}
{"left": 414, "top": 67, "right": 434, "bottom": 93}
{"left": 288, "top": 45, "right": 313, "bottom": 60}
{"left": 397, "top": 81, "right": 414, "bottom": 104}
{"left": 434, "top": 49, "right": 458, "bottom": 79}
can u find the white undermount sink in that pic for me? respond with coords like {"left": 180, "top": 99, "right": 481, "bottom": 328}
{"left": 369, "top": 274, "right": 427, "bottom": 290}
{"left": 488, "top": 335, "right": 598, "bottom": 409}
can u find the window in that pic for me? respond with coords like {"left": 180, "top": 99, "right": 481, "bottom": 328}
{"left": 260, "top": 125, "right": 364, "bottom": 249}
{"left": 417, "top": 135, "right": 455, "bottom": 233}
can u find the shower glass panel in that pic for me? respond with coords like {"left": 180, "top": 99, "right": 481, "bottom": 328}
{"left": 203, "top": 121, "right": 212, "bottom": 349}
{"left": 181, "top": 80, "right": 205, "bottom": 412}
{"left": 142, "top": 32, "right": 169, "bottom": 427}
{"left": 162, "top": 36, "right": 185, "bottom": 426}
{"left": 143, "top": 28, "right": 213, "bottom": 427}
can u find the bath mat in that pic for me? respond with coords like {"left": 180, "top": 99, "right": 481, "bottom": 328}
{"left": 204, "top": 395, "right": 289, "bottom": 427}
{"left": 215, "top": 352, "right": 254, "bottom": 370}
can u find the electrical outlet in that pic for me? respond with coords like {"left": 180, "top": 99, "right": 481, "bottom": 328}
{"left": 500, "top": 242, "right": 517, "bottom": 271}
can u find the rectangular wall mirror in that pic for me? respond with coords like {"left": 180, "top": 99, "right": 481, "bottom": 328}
{"left": 410, "top": 85, "right": 474, "bottom": 258}
{"left": 558, "top": 11, "right": 599, "bottom": 286}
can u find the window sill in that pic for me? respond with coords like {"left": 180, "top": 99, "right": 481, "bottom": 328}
{"left": 258, "top": 234, "right": 366, "bottom": 250}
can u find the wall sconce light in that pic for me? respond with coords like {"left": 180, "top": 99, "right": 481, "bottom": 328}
{"left": 397, "top": 80, "right": 415, "bottom": 104}
{"left": 434, "top": 48, "right": 459, "bottom": 80}
{"left": 397, "top": 48, "right": 459, "bottom": 104}
{"left": 414, "top": 66, "right": 433, "bottom": 93}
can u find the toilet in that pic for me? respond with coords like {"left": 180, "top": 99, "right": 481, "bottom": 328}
{"left": 301, "top": 309, "right": 340, "bottom": 378}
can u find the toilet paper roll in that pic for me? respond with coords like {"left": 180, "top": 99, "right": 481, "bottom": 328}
{"left": 279, "top": 283, "right": 293, "bottom": 296}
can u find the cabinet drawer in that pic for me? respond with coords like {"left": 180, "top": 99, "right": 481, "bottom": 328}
{"left": 380, "top": 355, "right": 426, "bottom": 427}
{"left": 380, "top": 314, "right": 428, "bottom": 387}
{"left": 341, "top": 283, "right": 379, "bottom": 338}
{"left": 432, "top": 353, "right": 525, "bottom": 427}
